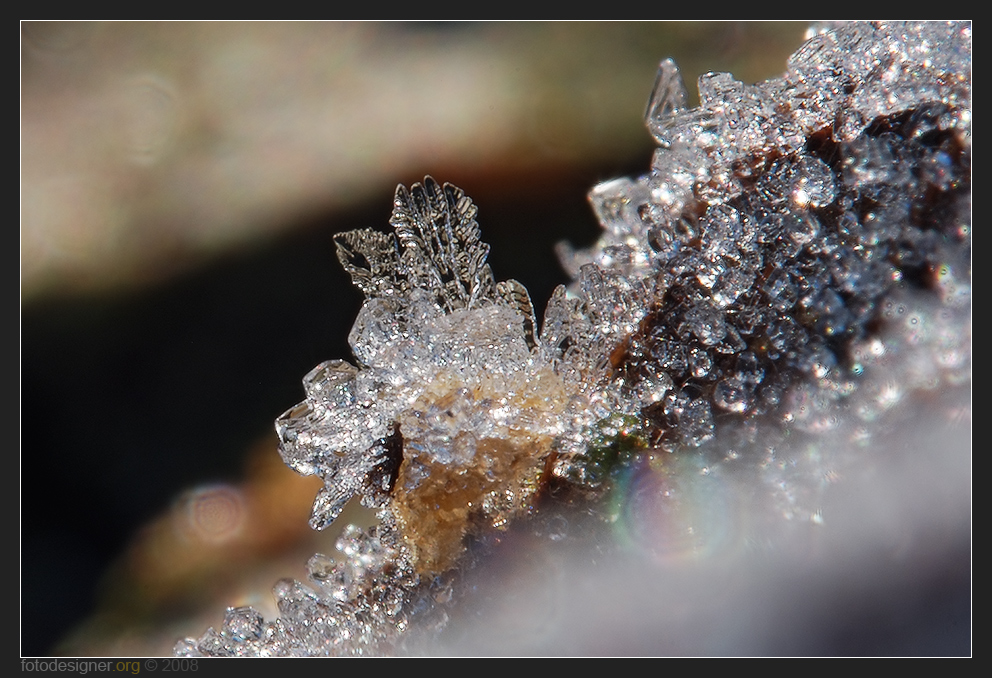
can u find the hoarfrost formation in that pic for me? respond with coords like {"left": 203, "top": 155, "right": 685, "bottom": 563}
{"left": 176, "top": 21, "right": 971, "bottom": 657}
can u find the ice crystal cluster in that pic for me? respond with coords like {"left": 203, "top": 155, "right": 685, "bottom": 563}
{"left": 176, "top": 21, "right": 971, "bottom": 657}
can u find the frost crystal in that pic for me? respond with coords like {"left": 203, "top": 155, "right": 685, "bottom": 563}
{"left": 177, "top": 22, "right": 971, "bottom": 657}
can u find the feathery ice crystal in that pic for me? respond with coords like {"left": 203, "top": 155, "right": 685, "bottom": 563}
{"left": 176, "top": 21, "right": 971, "bottom": 656}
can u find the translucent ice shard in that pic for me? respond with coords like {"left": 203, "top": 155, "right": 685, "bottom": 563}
{"left": 389, "top": 177, "right": 496, "bottom": 312}
{"left": 645, "top": 57, "right": 689, "bottom": 148}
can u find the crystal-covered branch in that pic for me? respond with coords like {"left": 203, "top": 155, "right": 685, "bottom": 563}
{"left": 177, "top": 21, "right": 971, "bottom": 657}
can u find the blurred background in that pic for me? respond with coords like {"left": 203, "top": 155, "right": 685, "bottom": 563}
{"left": 22, "top": 21, "right": 968, "bottom": 657}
